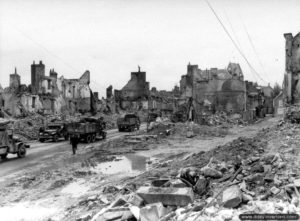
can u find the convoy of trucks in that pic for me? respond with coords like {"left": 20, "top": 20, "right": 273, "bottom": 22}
{"left": 0, "top": 113, "right": 146, "bottom": 160}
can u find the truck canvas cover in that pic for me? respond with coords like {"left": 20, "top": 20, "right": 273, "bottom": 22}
{"left": 67, "top": 122, "right": 98, "bottom": 134}
{"left": 0, "top": 121, "right": 10, "bottom": 147}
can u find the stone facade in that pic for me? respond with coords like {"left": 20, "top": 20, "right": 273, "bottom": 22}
{"left": 9, "top": 68, "right": 21, "bottom": 90}
{"left": 283, "top": 32, "right": 300, "bottom": 104}
{"left": 114, "top": 67, "right": 177, "bottom": 115}
{"left": 261, "top": 85, "right": 274, "bottom": 114}
{"left": 119, "top": 67, "right": 149, "bottom": 101}
{"left": 273, "top": 92, "right": 284, "bottom": 117}
{"left": 0, "top": 61, "right": 95, "bottom": 116}
{"left": 179, "top": 63, "right": 246, "bottom": 121}
{"left": 31, "top": 61, "right": 45, "bottom": 94}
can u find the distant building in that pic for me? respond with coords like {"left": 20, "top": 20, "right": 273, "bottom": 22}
{"left": 0, "top": 61, "right": 96, "bottom": 116}
{"left": 273, "top": 92, "right": 284, "bottom": 117}
{"left": 114, "top": 67, "right": 177, "bottom": 115}
{"left": 179, "top": 62, "right": 246, "bottom": 121}
{"left": 261, "top": 84, "right": 274, "bottom": 114}
{"left": 9, "top": 68, "right": 21, "bottom": 90}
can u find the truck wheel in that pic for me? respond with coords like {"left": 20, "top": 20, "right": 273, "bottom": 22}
{"left": 39, "top": 138, "right": 45, "bottom": 143}
{"left": 86, "top": 135, "right": 92, "bottom": 143}
{"left": 91, "top": 134, "right": 96, "bottom": 142}
{"left": 1, "top": 153, "right": 8, "bottom": 159}
{"left": 118, "top": 128, "right": 122, "bottom": 132}
{"left": 17, "top": 145, "right": 26, "bottom": 158}
{"left": 53, "top": 135, "right": 58, "bottom": 142}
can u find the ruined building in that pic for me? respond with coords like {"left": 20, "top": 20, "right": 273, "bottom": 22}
{"left": 113, "top": 67, "right": 177, "bottom": 115}
{"left": 283, "top": 32, "right": 300, "bottom": 104}
{"left": 180, "top": 63, "right": 246, "bottom": 118}
{"left": 0, "top": 61, "right": 95, "bottom": 116}
{"left": 115, "top": 67, "right": 149, "bottom": 102}
{"left": 179, "top": 62, "right": 273, "bottom": 121}
{"left": 114, "top": 67, "right": 150, "bottom": 110}
{"left": 10, "top": 68, "right": 21, "bottom": 90}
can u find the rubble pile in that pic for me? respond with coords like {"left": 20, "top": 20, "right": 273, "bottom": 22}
{"left": 13, "top": 114, "right": 45, "bottom": 140}
{"left": 147, "top": 119, "right": 229, "bottom": 138}
{"left": 80, "top": 123, "right": 300, "bottom": 221}
{"left": 94, "top": 113, "right": 121, "bottom": 130}
{"left": 200, "top": 112, "right": 246, "bottom": 127}
{"left": 284, "top": 105, "right": 300, "bottom": 123}
{"left": 173, "top": 122, "right": 228, "bottom": 138}
{"left": 147, "top": 120, "right": 175, "bottom": 137}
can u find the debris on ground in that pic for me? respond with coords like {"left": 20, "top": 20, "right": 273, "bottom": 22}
{"left": 84, "top": 119, "right": 300, "bottom": 221}
{"left": 3, "top": 116, "right": 300, "bottom": 221}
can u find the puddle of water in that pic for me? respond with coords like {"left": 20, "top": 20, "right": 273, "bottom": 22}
{"left": 91, "top": 154, "right": 150, "bottom": 175}
{"left": 0, "top": 202, "right": 58, "bottom": 221}
{"left": 61, "top": 180, "right": 89, "bottom": 197}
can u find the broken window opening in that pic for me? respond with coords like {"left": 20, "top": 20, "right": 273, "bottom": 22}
{"left": 47, "top": 80, "right": 51, "bottom": 90}
{"left": 32, "top": 97, "right": 36, "bottom": 108}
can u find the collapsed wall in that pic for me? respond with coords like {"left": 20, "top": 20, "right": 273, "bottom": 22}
{"left": 0, "top": 62, "right": 95, "bottom": 117}
{"left": 283, "top": 32, "right": 300, "bottom": 105}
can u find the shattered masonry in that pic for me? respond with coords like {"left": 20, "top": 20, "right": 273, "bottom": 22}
{"left": 178, "top": 62, "right": 273, "bottom": 122}
{"left": 110, "top": 63, "right": 274, "bottom": 122}
{"left": 113, "top": 67, "right": 179, "bottom": 117}
{"left": 283, "top": 32, "right": 300, "bottom": 105}
{"left": 0, "top": 60, "right": 96, "bottom": 117}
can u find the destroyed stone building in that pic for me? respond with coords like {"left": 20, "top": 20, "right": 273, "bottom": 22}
{"left": 114, "top": 66, "right": 149, "bottom": 110}
{"left": 179, "top": 63, "right": 246, "bottom": 120}
{"left": 283, "top": 32, "right": 300, "bottom": 104}
{"left": 261, "top": 84, "right": 274, "bottom": 114}
{"left": 0, "top": 61, "right": 96, "bottom": 116}
{"left": 245, "top": 81, "right": 263, "bottom": 111}
{"left": 113, "top": 67, "right": 177, "bottom": 116}
{"left": 179, "top": 62, "right": 272, "bottom": 122}
{"left": 273, "top": 91, "right": 284, "bottom": 116}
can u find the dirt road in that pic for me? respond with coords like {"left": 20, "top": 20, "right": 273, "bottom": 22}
{"left": 0, "top": 118, "right": 280, "bottom": 221}
{"left": 0, "top": 124, "right": 146, "bottom": 180}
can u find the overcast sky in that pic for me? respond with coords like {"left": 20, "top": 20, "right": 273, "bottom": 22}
{"left": 0, "top": 0, "right": 299, "bottom": 97}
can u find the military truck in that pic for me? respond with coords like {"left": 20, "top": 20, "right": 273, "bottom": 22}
{"left": 147, "top": 111, "right": 161, "bottom": 124}
{"left": 67, "top": 117, "right": 107, "bottom": 143}
{"left": 39, "top": 122, "right": 69, "bottom": 142}
{"left": 171, "top": 110, "right": 188, "bottom": 123}
{"left": 0, "top": 121, "right": 30, "bottom": 159}
{"left": 117, "top": 114, "right": 140, "bottom": 132}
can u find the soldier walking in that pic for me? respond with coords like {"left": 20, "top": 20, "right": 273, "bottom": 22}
{"left": 70, "top": 135, "right": 79, "bottom": 155}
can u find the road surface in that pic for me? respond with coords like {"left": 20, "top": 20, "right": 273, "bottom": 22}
{"left": 0, "top": 124, "right": 146, "bottom": 179}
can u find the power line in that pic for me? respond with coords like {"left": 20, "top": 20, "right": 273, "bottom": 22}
{"left": 222, "top": 7, "right": 258, "bottom": 82}
{"left": 223, "top": 9, "right": 243, "bottom": 52}
{"left": 204, "top": 0, "right": 267, "bottom": 84}
{"left": 11, "top": 25, "right": 81, "bottom": 74}
{"left": 239, "top": 15, "right": 271, "bottom": 83}
{"left": 8, "top": 24, "right": 108, "bottom": 92}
